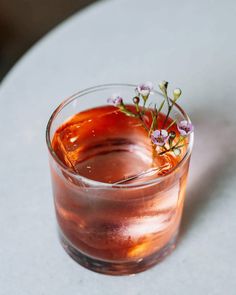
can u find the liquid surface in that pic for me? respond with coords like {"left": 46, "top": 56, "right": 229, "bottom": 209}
{"left": 51, "top": 105, "right": 189, "bottom": 263}
{"left": 52, "top": 105, "right": 181, "bottom": 184}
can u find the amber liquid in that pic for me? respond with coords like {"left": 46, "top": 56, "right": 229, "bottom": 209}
{"left": 51, "top": 105, "right": 189, "bottom": 270}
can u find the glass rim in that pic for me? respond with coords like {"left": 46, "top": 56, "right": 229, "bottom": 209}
{"left": 46, "top": 83, "right": 194, "bottom": 188}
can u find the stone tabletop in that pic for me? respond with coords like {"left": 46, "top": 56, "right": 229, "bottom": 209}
{"left": 0, "top": 0, "right": 236, "bottom": 294}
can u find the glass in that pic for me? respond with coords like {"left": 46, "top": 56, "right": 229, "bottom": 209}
{"left": 46, "top": 84, "right": 194, "bottom": 275}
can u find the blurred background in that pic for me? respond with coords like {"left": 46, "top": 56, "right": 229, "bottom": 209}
{"left": 0, "top": 0, "right": 96, "bottom": 81}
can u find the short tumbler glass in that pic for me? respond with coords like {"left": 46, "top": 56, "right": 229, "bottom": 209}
{"left": 46, "top": 84, "right": 193, "bottom": 275}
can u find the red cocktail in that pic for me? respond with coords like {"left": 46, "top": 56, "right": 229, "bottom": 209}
{"left": 46, "top": 84, "right": 193, "bottom": 275}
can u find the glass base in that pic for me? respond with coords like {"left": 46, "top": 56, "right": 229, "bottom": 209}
{"left": 59, "top": 232, "right": 178, "bottom": 275}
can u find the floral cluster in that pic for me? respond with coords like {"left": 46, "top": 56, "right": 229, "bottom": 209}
{"left": 107, "top": 81, "right": 194, "bottom": 156}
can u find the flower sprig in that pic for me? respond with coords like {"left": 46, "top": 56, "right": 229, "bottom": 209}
{"left": 107, "top": 81, "right": 194, "bottom": 156}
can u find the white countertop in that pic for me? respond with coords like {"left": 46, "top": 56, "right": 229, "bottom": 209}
{"left": 1, "top": 0, "right": 236, "bottom": 294}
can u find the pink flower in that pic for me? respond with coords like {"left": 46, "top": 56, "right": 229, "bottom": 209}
{"left": 136, "top": 82, "right": 153, "bottom": 97}
{"left": 107, "top": 94, "right": 123, "bottom": 106}
{"left": 151, "top": 129, "right": 169, "bottom": 146}
{"left": 177, "top": 120, "right": 194, "bottom": 136}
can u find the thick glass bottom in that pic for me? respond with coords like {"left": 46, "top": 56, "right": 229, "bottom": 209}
{"left": 59, "top": 231, "right": 178, "bottom": 275}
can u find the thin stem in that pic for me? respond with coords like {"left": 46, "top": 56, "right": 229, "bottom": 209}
{"left": 148, "top": 112, "right": 157, "bottom": 136}
{"left": 162, "top": 105, "right": 171, "bottom": 128}
{"left": 134, "top": 102, "right": 149, "bottom": 132}
{"left": 162, "top": 89, "right": 170, "bottom": 108}
{"left": 162, "top": 97, "right": 178, "bottom": 128}
{"left": 166, "top": 119, "right": 177, "bottom": 130}
{"left": 158, "top": 136, "right": 186, "bottom": 155}
{"left": 157, "top": 87, "right": 170, "bottom": 128}
{"left": 157, "top": 99, "right": 166, "bottom": 113}
{"left": 175, "top": 143, "right": 186, "bottom": 149}
{"left": 135, "top": 103, "right": 139, "bottom": 113}
{"left": 136, "top": 101, "right": 141, "bottom": 113}
{"left": 159, "top": 149, "right": 171, "bottom": 155}
{"left": 121, "top": 101, "right": 149, "bottom": 132}
{"left": 173, "top": 135, "right": 185, "bottom": 148}
{"left": 155, "top": 99, "right": 165, "bottom": 129}
{"left": 141, "top": 98, "right": 147, "bottom": 115}
{"left": 137, "top": 112, "right": 149, "bottom": 132}
{"left": 120, "top": 104, "right": 137, "bottom": 117}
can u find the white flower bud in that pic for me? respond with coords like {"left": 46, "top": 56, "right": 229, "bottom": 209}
{"left": 173, "top": 88, "right": 182, "bottom": 100}
{"left": 159, "top": 81, "right": 168, "bottom": 92}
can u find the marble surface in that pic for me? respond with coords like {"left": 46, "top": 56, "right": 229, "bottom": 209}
{"left": 0, "top": 0, "right": 236, "bottom": 294}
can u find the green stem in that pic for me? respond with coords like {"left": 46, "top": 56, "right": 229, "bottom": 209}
{"left": 162, "top": 105, "right": 171, "bottom": 128}
{"left": 162, "top": 97, "right": 178, "bottom": 128}
{"left": 159, "top": 149, "right": 171, "bottom": 155}
{"left": 148, "top": 111, "right": 157, "bottom": 136}
{"left": 121, "top": 102, "right": 149, "bottom": 132}
{"left": 120, "top": 104, "right": 136, "bottom": 117}
{"left": 141, "top": 98, "right": 147, "bottom": 115}
{"left": 137, "top": 112, "right": 149, "bottom": 132}
{"left": 173, "top": 135, "right": 185, "bottom": 148}
{"left": 162, "top": 89, "right": 170, "bottom": 108}
{"left": 135, "top": 102, "right": 149, "bottom": 132}
{"left": 158, "top": 136, "right": 186, "bottom": 155}
{"left": 155, "top": 99, "right": 165, "bottom": 129}
{"left": 166, "top": 119, "right": 177, "bottom": 130}
{"left": 175, "top": 143, "right": 186, "bottom": 149}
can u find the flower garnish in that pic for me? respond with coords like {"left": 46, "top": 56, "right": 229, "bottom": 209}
{"left": 107, "top": 81, "right": 194, "bottom": 157}
{"left": 177, "top": 120, "right": 194, "bottom": 136}
{"left": 173, "top": 88, "right": 182, "bottom": 100}
{"left": 151, "top": 130, "right": 169, "bottom": 146}
{"left": 107, "top": 94, "right": 123, "bottom": 106}
{"left": 158, "top": 81, "right": 168, "bottom": 93}
{"left": 132, "top": 96, "right": 140, "bottom": 104}
{"left": 136, "top": 82, "right": 153, "bottom": 98}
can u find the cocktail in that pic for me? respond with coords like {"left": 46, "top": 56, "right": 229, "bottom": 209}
{"left": 46, "top": 82, "right": 194, "bottom": 275}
